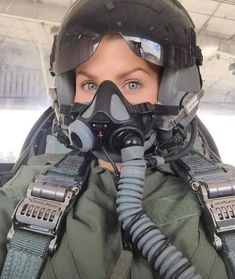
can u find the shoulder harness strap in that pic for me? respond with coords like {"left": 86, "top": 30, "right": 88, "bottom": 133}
{"left": 171, "top": 151, "right": 235, "bottom": 279}
{"left": 0, "top": 150, "right": 92, "bottom": 279}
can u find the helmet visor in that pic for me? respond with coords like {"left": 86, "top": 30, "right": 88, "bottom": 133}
{"left": 53, "top": 32, "right": 163, "bottom": 74}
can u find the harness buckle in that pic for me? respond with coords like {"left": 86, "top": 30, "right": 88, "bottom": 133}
{"left": 194, "top": 179, "right": 235, "bottom": 250}
{"left": 7, "top": 181, "right": 80, "bottom": 253}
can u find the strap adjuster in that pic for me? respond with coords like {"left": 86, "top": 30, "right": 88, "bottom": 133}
{"left": 195, "top": 180, "right": 235, "bottom": 250}
{"left": 7, "top": 181, "right": 80, "bottom": 253}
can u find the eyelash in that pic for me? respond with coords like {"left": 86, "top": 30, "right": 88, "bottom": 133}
{"left": 80, "top": 79, "right": 143, "bottom": 92}
{"left": 80, "top": 81, "right": 98, "bottom": 91}
{"left": 124, "top": 80, "right": 142, "bottom": 91}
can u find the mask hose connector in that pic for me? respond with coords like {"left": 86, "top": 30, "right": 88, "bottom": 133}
{"left": 116, "top": 145, "right": 201, "bottom": 279}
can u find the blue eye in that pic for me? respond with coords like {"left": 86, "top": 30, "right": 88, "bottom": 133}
{"left": 126, "top": 81, "right": 141, "bottom": 90}
{"left": 82, "top": 81, "right": 98, "bottom": 91}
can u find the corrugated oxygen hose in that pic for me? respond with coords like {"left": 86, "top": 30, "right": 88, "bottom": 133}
{"left": 116, "top": 146, "right": 201, "bottom": 279}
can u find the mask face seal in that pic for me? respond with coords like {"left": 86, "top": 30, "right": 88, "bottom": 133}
{"left": 68, "top": 80, "right": 156, "bottom": 160}
{"left": 65, "top": 80, "right": 203, "bottom": 163}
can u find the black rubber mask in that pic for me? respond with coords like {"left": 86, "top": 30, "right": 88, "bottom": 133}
{"left": 68, "top": 81, "right": 155, "bottom": 160}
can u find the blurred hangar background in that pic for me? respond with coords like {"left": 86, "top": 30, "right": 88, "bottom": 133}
{"left": 0, "top": 0, "right": 234, "bottom": 164}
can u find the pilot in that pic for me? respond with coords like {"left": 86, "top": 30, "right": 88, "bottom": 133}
{"left": 0, "top": 1, "right": 231, "bottom": 279}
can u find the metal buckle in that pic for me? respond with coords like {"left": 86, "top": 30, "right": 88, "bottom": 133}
{"left": 194, "top": 180, "right": 235, "bottom": 250}
{"left": 7, "top": 181, "right": 80, "bottom": 253}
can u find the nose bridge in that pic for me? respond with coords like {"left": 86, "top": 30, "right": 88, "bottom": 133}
{"left": 82, "top": 80, "right": 130, "bottom": 121}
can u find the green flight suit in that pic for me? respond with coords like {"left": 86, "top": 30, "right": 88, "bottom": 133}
{"left": 0, "top": 153, "right": 228, "bottom": 279}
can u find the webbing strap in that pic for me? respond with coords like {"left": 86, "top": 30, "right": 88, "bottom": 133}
{"left": 110, "top": 250, "right": 133, "bottom": 279}
{"left": 220, "top": 232, "right": 235, "bottom": 279}
{"left": 171, "top": 151, "right": 235, "bottom": 279}
{"left": 172, "top": 152, "right": 226, "bottom": 182}
{"left": 0, "top": 150, "right": 92, "bottom": 279}
{"left": 0, "top": 230, "right": 51, "bottom": 279}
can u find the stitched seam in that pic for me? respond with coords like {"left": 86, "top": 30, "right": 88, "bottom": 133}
{"left": 207, "top": 250, "right": 217, "bottom": 279}
{"left": 157, "top": 213, "right": 199, "bottom": 227}
{"left": 2, "top": 166, "right": 34, "bottom": 206}
{"left": 66, "top": 230, "right": 82, "bottom": 278}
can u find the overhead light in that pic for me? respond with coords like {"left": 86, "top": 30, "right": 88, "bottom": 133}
{"left": 229, "top": 63, "right": 235, "bottom": 75}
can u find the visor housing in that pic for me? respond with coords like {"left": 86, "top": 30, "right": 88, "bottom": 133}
{"left": 52, "top": 0, "right": 202, "bottom": 75}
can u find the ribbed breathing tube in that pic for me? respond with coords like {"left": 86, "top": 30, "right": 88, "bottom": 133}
{"left": 116, "top": 146, "right": 201, "bottom": 279}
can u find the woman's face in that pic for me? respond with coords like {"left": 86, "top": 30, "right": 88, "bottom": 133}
{"left": 75, "top": 34, "right": 160, "bottom": 104}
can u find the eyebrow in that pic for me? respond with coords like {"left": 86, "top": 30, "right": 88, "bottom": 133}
{"left": 76, "top": 70, "right": 98, "bottom": 80}
{"left": 76, "top": 67, "right": 151, "bottom": 80}
{"left": 117, "top": 67, "right": 151, "bottom": 79}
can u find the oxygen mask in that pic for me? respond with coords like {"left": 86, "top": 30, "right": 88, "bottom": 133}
{"left": 68, "top": 80, "right": 155, "bottom": 160}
